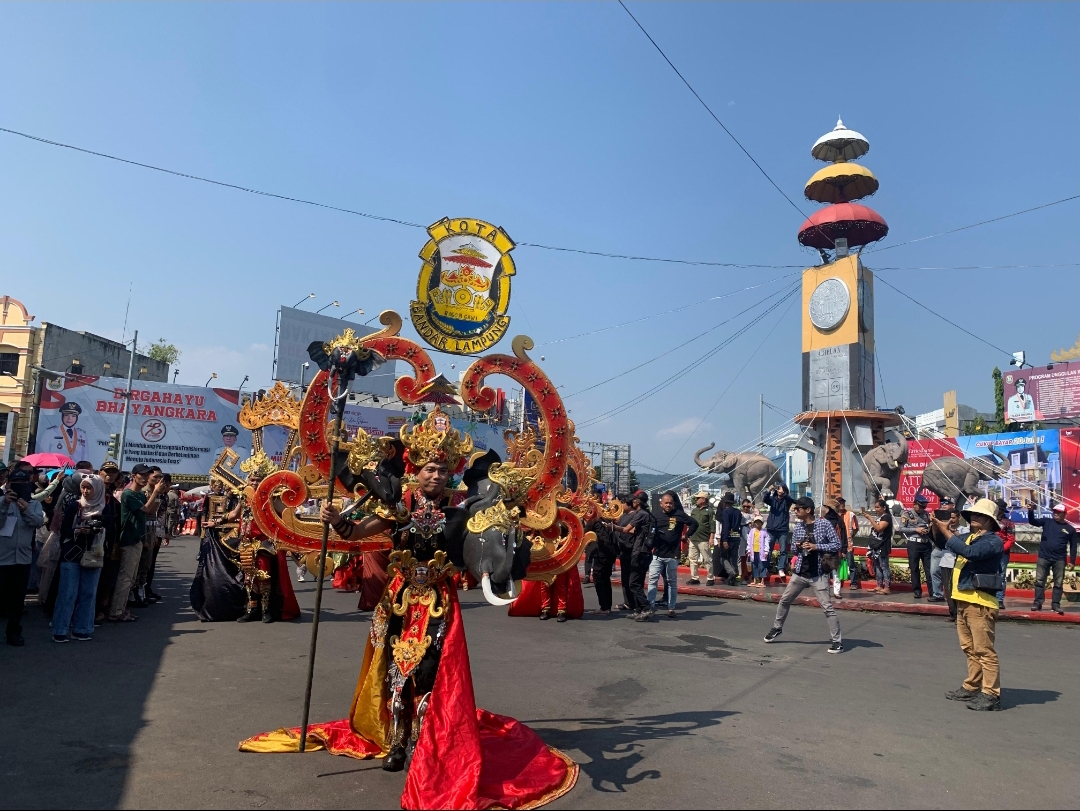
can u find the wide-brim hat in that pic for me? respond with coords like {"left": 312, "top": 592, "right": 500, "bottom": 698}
{"left": 961, "top": 498, "right": 1000, "bottom": 530}
{"left": 694, "top": 489, "right": 710, "bottom": 499}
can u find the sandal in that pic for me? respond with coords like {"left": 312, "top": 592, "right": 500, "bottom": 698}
{"left": 109, "top": 612, "right": 138, "bottom": 623}
{"left": 616, "top": 603, "right": 631, "bottom": 611}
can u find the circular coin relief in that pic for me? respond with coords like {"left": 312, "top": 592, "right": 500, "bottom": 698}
{"left": 808, "top": 278, "right": 850, "bottom": 331}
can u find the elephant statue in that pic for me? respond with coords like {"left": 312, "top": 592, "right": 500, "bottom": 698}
{"left": 861, "top": 432, "right": 909, "bottom": 502}
{"left": 919, "top": 446, "right": 1010, "bottom": 512}
{"left": 693, "top": 444, "right": 781, "bottom": 504}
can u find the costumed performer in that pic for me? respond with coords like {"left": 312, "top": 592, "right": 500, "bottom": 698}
{"left": 240, "top": 409, "right": 578, "bottom": 810}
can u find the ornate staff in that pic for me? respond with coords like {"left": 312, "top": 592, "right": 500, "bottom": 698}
{"left": 299, "top": 335, "right": 383, "bottom": 752}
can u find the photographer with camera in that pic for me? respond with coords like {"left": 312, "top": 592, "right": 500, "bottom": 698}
{"left": 933, "top": 498, "right": 1005, "bottom": 711}
{"left": 50, "top": 474, "right": 108, "bottom": 642}
{"left": 0, "top": 462, "right": 46, "bottom": 646}
{"left": 763, "top": 496, "right": 843, "bottom": 653}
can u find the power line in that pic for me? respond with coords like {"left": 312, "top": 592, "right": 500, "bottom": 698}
{"left": 4, "top": 125, "right": 1079, "bottom": 276}
{"left": 874, "top": 274, "right": 1013, "bottom": 359}
{"left": 577, "top": 285, "right": 800, "bottom": 427}
{"left": 867, "top": 193, "right": 1080, "bottom": 254}
{"left": 662, "top": 291, "right": 801, "bottom": 468}
{"left": 539, "top": 271, "right": 797, "bottom": 346}
{"left": 565, "top": 282, "right": 796, "bottom": 399}
{"left": 616, "top": 1, "right": 808, "bottom": 221}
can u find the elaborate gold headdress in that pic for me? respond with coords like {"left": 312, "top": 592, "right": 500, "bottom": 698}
{"left": 240, "top": 449, "right": 277, "bottom": 480}
{"left": 399, "top": 408, "right": 473, "bottom": 474}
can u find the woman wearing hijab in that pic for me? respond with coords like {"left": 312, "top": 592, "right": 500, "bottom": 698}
{"left": 50, "top": 474, "right": 107, "bottom": 642}
{"left": 37, "top": 472, "right": 86, "bottom": 614}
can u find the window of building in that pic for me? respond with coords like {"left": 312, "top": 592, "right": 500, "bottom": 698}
{"left": 0, "top": 352, "right": 19, "bottom": 376}
{"left": 0, "top": 412, "right": 9, "bottom": 435}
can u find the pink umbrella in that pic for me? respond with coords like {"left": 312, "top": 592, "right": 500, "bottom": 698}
{"left": 19, "top": 452, "right": 76, "bottom": 469}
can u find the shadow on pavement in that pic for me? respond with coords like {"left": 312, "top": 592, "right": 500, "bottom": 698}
{"left": 0, "top": 562, "right": 189, "bottom": 809}
{"left": 1003, "top": 688, "right": 1061, "bottom": 709}
{"left": 528, "top": 710, "right": 735, "bottom": 793}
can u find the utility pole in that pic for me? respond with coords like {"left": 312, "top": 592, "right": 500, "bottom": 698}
{"left": 117, "top": 330, "right": 137, "bottom": 470}
{"left": 759, "top": 394, "right": 764, "bottom": 451}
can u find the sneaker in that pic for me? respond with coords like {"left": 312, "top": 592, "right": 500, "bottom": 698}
{"left": 828, "top": 641, "right": 843, "bottom": 654}
{"left": 667, "top": 609, "right": 676, "bottom": 618}
{"left": 625, "top": 611, "right": 641, "bottom": 620}
{"left": 72, "top": 633, "right": 92, "bottom": 642}
{"left": 52, "top": 635, "right": 69, "bottom": 644}
{"left": 705, "top": 579, "right": 715, "bottom": 586}
{"left": 832, "top": 583, "right": 841, "bottom": 598}
{"left": 945, "top": 688, "right": 978, "bottom": 702}
{"left": 1053, "top": 606, "right": 1065, "bottom": 616}
{"left": 1031, "top": 604, "right": 1042, "bottom": 612}
{"left": 764, "top": 628, "right": 782, "bottom": 643}
{"left": 686, "top": 578, "right": 700, "bottom": 586}
{"left": 634, "top": 611, "right": 652, "bottom": 622}
{"left": 913, "top": 592, "right": 923, "bottom": 599}
{"left": 966, "top": 692, "right": 1002, "bottom": 712}
{"left": 998, "top": 600, "right": 1006, "bottom": 609}
{"left": 928, "top": 596, "right": 945, "bottom": 603}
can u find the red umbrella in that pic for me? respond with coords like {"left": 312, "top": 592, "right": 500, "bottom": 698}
{"left": 798, "top": 202, "right": 889, "bottom": 249}
{"left": 20, "top": 452, "right": 76, "bottom": 469}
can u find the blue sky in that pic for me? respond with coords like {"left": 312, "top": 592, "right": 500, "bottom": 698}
{"left": 2, "top": 3, "right": 1078, "bottom": 474}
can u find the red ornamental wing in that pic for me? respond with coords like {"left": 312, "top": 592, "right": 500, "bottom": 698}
{"left": 524, "top": 506, "right": 594, "bottom": 583}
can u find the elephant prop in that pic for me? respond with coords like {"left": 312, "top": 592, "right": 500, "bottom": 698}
{"left": 449, "top": 450, "right": 532, "bottom": 605}
{"left": 693, "top": 444, "right": 781, "bottom": 504}
{"left": 919, "top": 446, "right": 1010, "bottom": 511}
{"left": 861, "top": 432, "right": 909, "bottom": 502}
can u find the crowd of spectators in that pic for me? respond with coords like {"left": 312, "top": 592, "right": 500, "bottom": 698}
{"left": 0, "top": 458, "right": 178, "bottom": 646}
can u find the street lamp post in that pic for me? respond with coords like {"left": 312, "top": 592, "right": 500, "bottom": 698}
{"left": 204, "top": 373, "right": 217, "bottom": 387}
{"left": 316, "top": 300, "right": 339, "bottom": 315}
{"left": 172, "top": 369, "right": 179, "bottom": 384}
{"left": 238, "top": 375, "right": 249, "bottom": 399}
{"left": 300, "top": 362, "right": 310, "bottom": 390}
{"left": 293, "top": 293, "right": 316, "bottom": 308}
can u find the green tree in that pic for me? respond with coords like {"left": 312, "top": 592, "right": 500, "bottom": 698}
{"left": 626, "top": 469, "right": 640, "bottom": 491}
{"left": 992, "top": 366, "right": 1005, "bottom": 432}
{"left": 147, "top": 338, "right": 181, "bottom": 366}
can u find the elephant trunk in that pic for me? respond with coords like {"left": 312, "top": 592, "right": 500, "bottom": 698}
{"left": 694, "top": 443, "right": 716, "bottom": 469}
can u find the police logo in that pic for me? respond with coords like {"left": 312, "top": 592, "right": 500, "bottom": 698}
{"left": 410, "top": 218, "right": 516, "bottom": 355}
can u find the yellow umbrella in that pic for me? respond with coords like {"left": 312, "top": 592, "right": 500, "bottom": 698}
{"left": 804, "top": 162, "right": 879, "bottom": 204}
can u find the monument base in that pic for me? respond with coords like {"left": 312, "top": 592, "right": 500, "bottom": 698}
{"left": 794, "top": 409, "right": 902, "bottom": 511}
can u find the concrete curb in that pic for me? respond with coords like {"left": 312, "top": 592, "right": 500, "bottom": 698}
{"left": 675, "top": 584, "right": 1080, "bottom": 624}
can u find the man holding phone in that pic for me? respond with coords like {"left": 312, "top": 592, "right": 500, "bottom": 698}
{"left": 0, "top": 463, "right": 46, "bottom": 645}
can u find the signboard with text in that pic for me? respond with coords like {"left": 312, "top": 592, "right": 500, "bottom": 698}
{"left": 38, "top": 377, "right": 251, "bottom": 476}
{"left": 1003, "top": 364, "right": 1080, "bottom": 424}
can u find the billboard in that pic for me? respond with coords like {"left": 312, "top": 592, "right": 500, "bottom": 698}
{"left": 275, "top": 306, "right": 396, "bottom": 397}
{"left": 37, "top": 376, "right": 252, "bottom": 477}
{"left": 1003, "top": 364, "right": 1080, "bottom": 424}
{"left": 898, "top": 430, "right": 1061, "bottom": 523}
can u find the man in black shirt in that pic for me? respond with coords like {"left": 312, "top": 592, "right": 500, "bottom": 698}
{"left": 614, "top": 491, "right": 654, "bottom": 620}
{"left": 1030, "top": 502, "right": 1078, "bottom": 615}
{"left": 715, "top": 494, "right": 743, "bottom": 586}
{"left": 648, "top": 492, "right": 698, "bottom": 618}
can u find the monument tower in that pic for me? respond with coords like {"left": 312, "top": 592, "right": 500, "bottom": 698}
{"left": 793, "top": 119, "right": 902, "bottom": 508}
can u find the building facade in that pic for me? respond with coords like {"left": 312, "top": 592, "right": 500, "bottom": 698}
{"left": 0, "top": 295, "right": 170, "bottom": 461}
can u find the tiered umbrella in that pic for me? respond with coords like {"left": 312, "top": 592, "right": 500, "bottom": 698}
{"left": 798, "top": 118, "right": 887, "bottom": 251}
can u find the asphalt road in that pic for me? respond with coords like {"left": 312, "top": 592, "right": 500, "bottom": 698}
{"left": 3, "top": 536, "right": 1079, "bottom": 809}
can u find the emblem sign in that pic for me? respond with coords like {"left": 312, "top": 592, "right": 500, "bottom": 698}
{"left": 410, "top": 217, "right": 516, "bottom": 354}
{"left": 808, "top": 277, "right": 850, "bottom": 331}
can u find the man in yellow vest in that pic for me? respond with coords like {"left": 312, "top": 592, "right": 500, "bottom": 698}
{"left": 932, "top": 498, "right": 1006, "bottom": 712}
